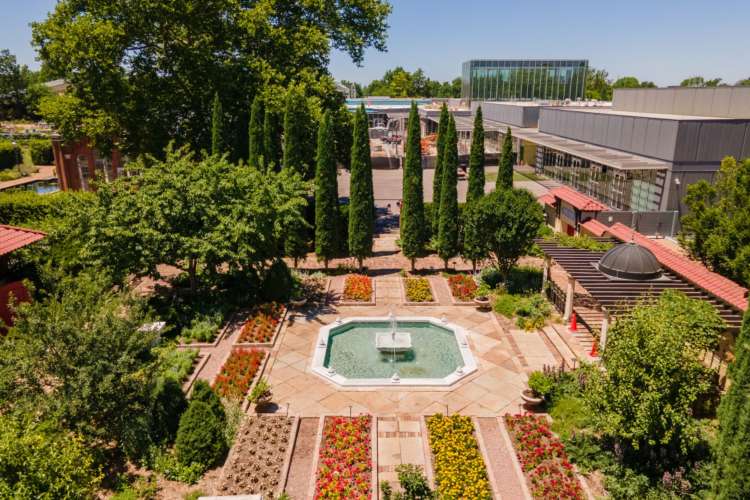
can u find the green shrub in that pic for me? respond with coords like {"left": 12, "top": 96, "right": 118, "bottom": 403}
{"left": 479, "top": 266, "right": 502, "bottom": 289}
{"left": 0, "top": 169, "right": 21, "bottom": 182}
{"left": 0, "top": 190, "right": 94, "bottom": 227}
{"left": 515, "top": 294, "right": 551, "bottom": 330}
{"left": 157, "top": 346, "right": 198, "bottom": 382}
{"left": 28, "top": 139, "right": 54, "bottom": 165}
{"left": 505, "top": 266, "right": 543, "bottom": 294}
{"left": 190, "top": 380, "right": 226, "bottom": 426}
{"left": 493, "top": 293, "right": 522, "bottom": 318}
{"left": 150, "top": 377, "right": 188, "bottom": 444}
{"left": 111, "top": 476, "right": 158, "bottom": 500}
{"left": 549, "top": 396, "right": 590, "bottom": 440}
{"left": 544, "top": 232, "right": 614, "bottom": 252}
{"left": 528, "top": 371, "right": 554, "bottom": 398}
{"left": 146, "top": 445, "right": 205, "bottom": 484}
{"left": 174, "top": 400, "right": 228, "bottom": 470}
{"left": 261, "top": 259, "right": 293, "bottom": 302}
{"left": 180, "top": 313, "right": 221, "bottom": 343}
{"left": 0, "top": 141, "right": 20, "bottom": 170}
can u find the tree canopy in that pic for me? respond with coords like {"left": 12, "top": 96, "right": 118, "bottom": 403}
{"left": 679, "top": 156, "right": 750, "bottom": 287}
{"left": 432, "top": 104, "right": 449, "bottom": 233}
{"left": 466, "top": 106, "right": 485, "bottom": 204}
{"left": 348, "top": 104, "right": 374, "bottom": 268}
{"left": 400, "top": 102, "right": 426, "bottom": 270}
{"left": 362, "top": 67, "right": 461, "bottom": 97}
{"left": 436, "top": 115, "right": 459, "bottom": 268}
{"left": 0, "top": 49, "right": 51, "bottom": 121}
{"left": 32, "top": 0, "right": 391, "bottom": 155}
{"left": 496, "top": 128, "right": 514, "bottom": 190}
{"left": 314, "top": 111, "right": 340, "bottom": 268}
{"left": 680, "top": 76, "right": 723, "bottom": 87}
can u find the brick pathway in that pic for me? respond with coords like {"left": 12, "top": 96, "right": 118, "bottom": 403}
{"left": 476, "top": 417, "right": 532, "bottom": 500}
{"left": 284, "top": 417, "right": 320, "bottom": 499}
{"left": 377, "top": 416, "right": 429, "bottom": 491}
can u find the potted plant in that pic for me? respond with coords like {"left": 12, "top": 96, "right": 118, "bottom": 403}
{"left": 473, "top": 283, "right": 492, "bottom": 309}
{"left": 521, "top": 371, "right": 553, "bottom": 406}
{"left": 289, "top": 285, "right": 307, "bottom": 308}
{"left": 249, "top": 377, "right": 273, "bottom": 409}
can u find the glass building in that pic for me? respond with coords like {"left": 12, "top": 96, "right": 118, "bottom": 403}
{"left": 461, "top": 60, "right": 588, "bottom": 101}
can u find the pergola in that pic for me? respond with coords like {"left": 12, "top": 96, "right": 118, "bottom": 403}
{"left": 536, "top": 238, "right": 744, "bottom": 348}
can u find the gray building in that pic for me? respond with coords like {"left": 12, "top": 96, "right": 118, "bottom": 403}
{"left": 461, "top": 59, "right": 588, "bottom": 102}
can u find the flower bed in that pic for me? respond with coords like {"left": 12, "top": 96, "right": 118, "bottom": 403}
{"left": 404, "top": 277, "right": 434, "bottom": 302}
{"left": 504, "top": 414, "right": 584, "bottom": 499}
{"left": 213, "top": 348, "right": 265, "bottom": 400}
{"left": 315, "top": 415, "right": 372, "bottom": 499}
{"left": 447, "top": 274, "right": 477, "bottom": 302}
{"left": 237, "top": 303, "right": 285, "bottom": 343}
{"left": 343, "top": 274, "right": 373, "bottom": 302}
{"left": 426, "top": 414, "right": 491, "bottom": 499}
{"left": 217, "top": 416, "right": 294, "bottom": 496}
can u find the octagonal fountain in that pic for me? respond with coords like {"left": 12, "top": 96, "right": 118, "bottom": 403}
{"left": 312, "top": 313, "right": 478, "bottom": 387}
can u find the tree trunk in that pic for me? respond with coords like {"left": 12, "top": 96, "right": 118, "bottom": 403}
{"left": 189, "top": 258, "right": 198, "bottom": 293}
{"left": 472, "top": 260, "right": 477, "bottom": 273}
{"left": 444, "top": 258, "right": 449, "bottom": 271}
{"left": 293, "top": 257, "right": 299, "bottom": 268}
{"left": 324, "top": 258, "right": 329, "bottom": 270}
{"left": 411, "top": 257, "right": 416, "bottom": 272}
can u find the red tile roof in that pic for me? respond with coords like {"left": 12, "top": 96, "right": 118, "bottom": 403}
{"left": 538, "top": 193, "right": 556, "bottom": 206}
{"left": 0, "top": 225, "right": 46, "bottom": 256}
{"left": 605, "top": 223, "right": 748, "bottom": 312}
{"left": 580, "top": 219, "right": 609, "bottom": 237}
{"left": 549, "top": 186, "right": 608, "bottom": 212}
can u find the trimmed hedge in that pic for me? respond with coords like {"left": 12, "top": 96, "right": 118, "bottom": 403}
{"left": 174, "top": 400, "right": 227, "bottom": 470}
{"left": 28, "top": 139, "right": 54, "bottom": 166}
{"left": 0, "top": 191, "right": 94, "bottom": 227}
{"left": 0, "top": 141, "right": 20, "bottom": 170}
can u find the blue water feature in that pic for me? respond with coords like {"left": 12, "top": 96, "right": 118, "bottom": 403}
{"left": 323, "top": 320, "right": 463, "bottom": 379}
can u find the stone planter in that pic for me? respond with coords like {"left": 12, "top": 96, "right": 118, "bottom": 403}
{"left": 520, "top": 389, "right": 544, "bottom": 406}
{"left": 473, "top": 296, "right": 491, "bottom": 310}
{"left": 289, "top": 297, "right": 307, "bottom": 308}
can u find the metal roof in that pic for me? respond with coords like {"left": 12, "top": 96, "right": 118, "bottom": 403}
{"left": 0, "top": 225, "right": 46, "bottom": 256}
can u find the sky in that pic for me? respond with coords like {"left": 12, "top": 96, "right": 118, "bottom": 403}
{"left": 3, "top": 0, "right": 749, "bottom": 88}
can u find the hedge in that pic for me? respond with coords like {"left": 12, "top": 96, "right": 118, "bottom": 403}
{"left": 28, "top": 139, "right": 54, "bottom": 166}
{"left": 0, "top": 141, "right": 20, "bottom": 170}
{"left": 0, "top": 191, "right": 95, "bottom": 227}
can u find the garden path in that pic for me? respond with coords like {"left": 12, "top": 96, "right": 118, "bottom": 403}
{"left": 377, "top": 416, "right": 430, "bottom": 491}
{"left": 284, "top": 416, "right": 320, "bottom": 499}
{"left": 477, "top": 417, "right": 531, "bottom": 500}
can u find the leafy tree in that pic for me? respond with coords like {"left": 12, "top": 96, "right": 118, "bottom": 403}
{"left": 496, "top": 127, "right": 514, "bottom": 190}
{"left": 333, "top": 104, "right": 353, "bottom": 170}
{"left": 0, "top": 273, "right": 158, "bottom": 458}
{"left": 0, "top": 415, "right": 101, "bottom": 498}
{"left": 400, "top": 102, "right": 426, "bottom": 270}
{"left": 315, "top": 111, "right": 340, "bottom": 268}
{"left": 174, "top": 400, "right": 227, "bottom": 470}
{"left": 585, "top": 67, "right": 612, "bottom": 101}
{"left": 432, "top": 104, "right": 449, "bottom": 233}
{"left": 463, "top": 188, "right": 542, "bottom": 277}
{"left": 0, "top": 49, "right": 50, "bottom": 120}
{"left": 612, "top": 76, "right": 641, "bottom": 88}
{"left": 248, "top": 95, "right": 265, "bottom": 168}
{"left": 283, "top": 87, "right": 316, "bottom": 179}
{"left": 679, "top": 156, "right": 750, "bottom": 286}
{"left": 149, "top": 377, "right": 188, "bottom": 445}
{"left": 33, "top": 0, "right": 391, "bottom": 156}
{"left": 211, "top": 92, "right": 224, "bottom": 156}
{"left": 467, "top": 106, "right": 485, "bottom": 203}
{"left": 461, "top": 201, "right": 488, "bottom": 272}
{"left": 737, "top": 77, "right": 750, "bottom": 86}
{"left": 362, "top": 67, "right": 461, "bottom": 97}
{"left": 348, "top": 104, "right": 374, "bottom": 268}
{"left": 436, "top": 115, "right": 459, "bottom": 269}
{"left": 586, "top": 291, "right": 723, "bottom": 456}
{"left": 713, "top": 310, "right": 750, "bottom": 498}
{"left": 263, "top": 108, "right": 283, "bottom": 170}
{"left": 681, "top": 76, "right": 723, "bottom": 87}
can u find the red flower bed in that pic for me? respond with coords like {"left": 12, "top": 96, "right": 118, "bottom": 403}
{"left": 343, "top": 274, "right": 372, "bottom": 302}
{"left": 212, "top": 348, "right": 265, "bottom": 400}
{"left": 447, "top": 274, "right": 477, "bottom": 301}
{"left": 315, "top": 415, "right": 372, "bottom": 499}
{"left": 238, "top": 303, "right": 285, "bottom": 343}
{"left": 505, "top": 414, "right": 584, "bottom": 500}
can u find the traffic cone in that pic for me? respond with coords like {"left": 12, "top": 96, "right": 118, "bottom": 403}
{"left": 589, "top": 339, "right": 599, "bottom": 357}
{"left": 569, "top": 312, "right": 577, "bottom": 332}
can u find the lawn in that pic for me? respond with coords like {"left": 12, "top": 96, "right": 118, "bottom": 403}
{"left": 485, "top": 170, "right": 545, "bottom": 184}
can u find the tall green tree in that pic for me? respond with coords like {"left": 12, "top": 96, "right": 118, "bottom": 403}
{"left": 314, "top": 111, "right": 340, "bottom": 268}
{"left": 437, "top": 115, "right": 459, "bottom": 269}
{"left": 467, "top": 106, "right": 485, "bottom": 203}
{"left": 283, "top": 87, "right": 316, "bottom": 179}
{"left": 400, "top": 102, "right": 426, "bottom": 271}
{"left": 33, "top": 0, "right": 391, "bottom": 156}
{"left": 333, "top": 104, "right": 353, "bottom": 170}
{"left": 585, "top": 67, "right": 612, "bottom": 101}
{"left": 263, "top": 109, "right": 283, "bottom": 170}
{"left": 248, "top": 95, "right": 265, "bottom": 168}
{"left": 348, "top": 104, "right": 374, "bottom": 269}
{"left": 713, "top": 310, "right": 750, "bottom": 498}
{"left": 211, "top": 92, "right": 224, "bottom": 156}
{"left": 432, "top": 103, "right": 449, "bottom": 233}
{"left": 496, "top": 127, "right": 514, "bottom": 190}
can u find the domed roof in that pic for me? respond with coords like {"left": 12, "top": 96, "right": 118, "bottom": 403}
{"left": 598, "top": 242, "right": 662, "bottom": 280}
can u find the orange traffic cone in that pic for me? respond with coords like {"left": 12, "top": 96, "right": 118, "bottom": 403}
{"left": 569, "top": 312, "right": 578, "bottom": 332}
{"left": 590, "top": 339, "right": 599, "bottom": 357}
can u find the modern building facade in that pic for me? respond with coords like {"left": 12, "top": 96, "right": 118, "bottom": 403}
{"left": 461, "top": 59, "right": 588, "bottom": 102}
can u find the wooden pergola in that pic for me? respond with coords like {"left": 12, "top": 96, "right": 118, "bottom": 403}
{"left": 536, "top": 238, "right": 744, "bottom": 348}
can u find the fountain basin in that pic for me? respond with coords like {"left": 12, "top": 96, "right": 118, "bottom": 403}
{"left": 312, "top": 316, "right": 478, "bottom": 387}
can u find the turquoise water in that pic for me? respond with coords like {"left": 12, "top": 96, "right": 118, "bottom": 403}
{"left": 324, "top": 321, "right": 463, "bottom": 379}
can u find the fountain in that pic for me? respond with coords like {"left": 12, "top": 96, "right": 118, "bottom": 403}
{"left": 375, "top": 311, "right": 412, "bottom": 354}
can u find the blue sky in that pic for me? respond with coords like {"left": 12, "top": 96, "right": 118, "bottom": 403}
{"left": 4, "top": 0, "right": 749, "bottom": 87}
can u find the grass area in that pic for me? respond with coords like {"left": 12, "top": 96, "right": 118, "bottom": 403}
{"left": 485, "top": 170, "right": 545, "bottom": 184}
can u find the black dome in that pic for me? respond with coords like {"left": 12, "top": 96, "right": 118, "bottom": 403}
{"left": 598, "top": 242, "right": 662, "bottom": 280}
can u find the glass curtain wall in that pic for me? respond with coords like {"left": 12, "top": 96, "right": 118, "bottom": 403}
{"left": 462, "top": 60, "right": 588, "bottom": 101}
{"left": 535, "top": 146, "right": 666, "bottom": 211}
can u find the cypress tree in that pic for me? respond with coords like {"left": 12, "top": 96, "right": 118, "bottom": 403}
{"left": 432, "top": 103, "right": 449, "bottom": 233}
{"left": 314, "top": 110, "right": 340, "bottom": 269}
{"left": 348, "top": 104, "right": 374, "bottom": 269}
{"left": 400, "top": 102, "right": 426, "bottom": 271}
{"left": 437, "top": 115, "right": 459, "bottom": 270}
{"left": 713, "top": 311, "right": 750, "bottom": 498}
{"left": 497, "top": 126, "right": 514, "bottom": 190}
{"left": 263, "top": 109, "right": 283, "bottom": 171}
{"left": 283, "top": 88, "right": 314, "bottom": 179}
{"left": 248, "top": 95, "right": 265, "bottom": 168}
{"left": 467, "top": 106, "right": 485, "bottom": 204}
{"left": 211, "top": 92, "right": 224, "bottom": 155}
